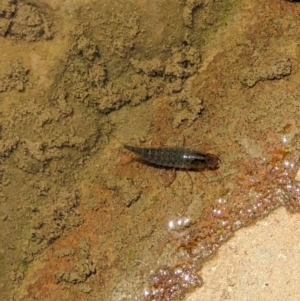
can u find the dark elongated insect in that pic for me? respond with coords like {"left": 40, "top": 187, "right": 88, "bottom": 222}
{"left": 124, "top": 145, "right": 220, "bottom": 171}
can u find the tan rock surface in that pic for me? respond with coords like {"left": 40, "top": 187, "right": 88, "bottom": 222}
{"left": 186, "top": 208, "right": 300, "bottom": 301}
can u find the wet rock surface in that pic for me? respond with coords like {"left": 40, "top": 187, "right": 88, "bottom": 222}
{"left": 1, "top": 1, "right": 300, "bottom": 301}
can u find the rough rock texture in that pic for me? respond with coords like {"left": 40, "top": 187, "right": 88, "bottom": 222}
{"left": 2, "top": 1, "right": 300, "bottom": 301}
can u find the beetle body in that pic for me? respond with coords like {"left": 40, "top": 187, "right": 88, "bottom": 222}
{"left": 124, "top": 145, "right": 220, "bottom": 171}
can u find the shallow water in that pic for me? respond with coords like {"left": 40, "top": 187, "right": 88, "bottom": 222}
{"left": 1, "top": 1, "right": 300, "bottom": 301}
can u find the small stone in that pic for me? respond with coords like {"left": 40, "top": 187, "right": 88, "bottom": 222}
{"left": 295, "top": 168, "right": 300, "bottom": 181}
